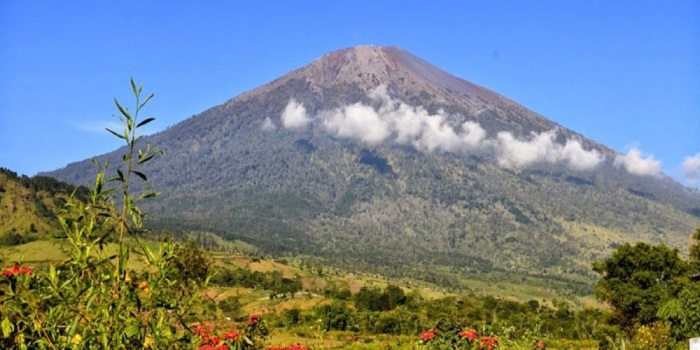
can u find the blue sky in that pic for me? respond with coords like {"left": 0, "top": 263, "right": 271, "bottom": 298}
{"left": 1, "top": 1, "right": 699, "bottom": 186}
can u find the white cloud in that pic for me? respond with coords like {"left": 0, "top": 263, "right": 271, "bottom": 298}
{"left": 495, "top": 130, "right": 603, "bottom": 170}
{"left": 322, "top": 86, "right": 489, "bottom": 152}
{"left": 561, "top": 139, "right": 604, "bottom": 171}
{"left": 281, "top": 99, "right": 311, "bottom": 129}
{"left": 261, "top": 117, "right": 275, "bottom": 131}
{"left": 614, "top": 148, "right": 662, "bottom": 177}
{"left": 284, "top": 86, "right": 604, "bottom": 172}
{"left": 322, "top": 102, "right": 390, "bottom": 145}
{"left": 683, "top": 152, "right": 700, "bottom": 185}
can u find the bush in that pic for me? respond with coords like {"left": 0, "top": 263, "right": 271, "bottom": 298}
{"left": 0, "top": 80, "right": 206, "bottom": 348}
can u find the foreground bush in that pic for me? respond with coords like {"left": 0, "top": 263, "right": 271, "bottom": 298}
{"left": 0, "top": 80, "right": 207, "bottom": 349}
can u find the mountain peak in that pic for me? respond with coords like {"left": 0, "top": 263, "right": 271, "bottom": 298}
{"left": 303, "top": 45, "right": 494, "bottom": 101}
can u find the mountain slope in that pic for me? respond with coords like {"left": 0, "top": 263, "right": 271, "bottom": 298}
{"left": 45, "top": 46, "right": 700, "bottom": 291}
{"left": 0, "top": 168, "right": 87, "bottom": 244}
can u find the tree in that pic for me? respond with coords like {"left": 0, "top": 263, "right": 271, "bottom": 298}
{"left": 690, "top": 228, "right": 700, "bottom": 268}
{"left": 592, "top": 242, "right": 688, "bottom": 331}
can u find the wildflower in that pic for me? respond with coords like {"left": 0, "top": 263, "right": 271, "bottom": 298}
{"left": 143, "top": 336, "right": 154, "bottom": 348}
{"left": 136, "top": 280, "right": 151, "bottom": 294}
{"left": 221, "top": 330, "right": 240, "bottom": 341}
{"left": 194, "top": 323, "right": 213, "bottom": 338}
{"left": 458, "top": 328, "right": 479, "bottom": 342}
{"left": 246, "top": 314, "right": 261, "bottom": 325}
{"left": 533, "top": 340, "right": 546, "bottom": 349}
{"left": 419, "top": 329, "right": 438, "bottom": 342}
{"left": 479, "top": 336, "right": 499, "bottom": 350}
{"left": 2, "top": 263, "right": 33, "bottom": 278}
{"left": 71, "top": 334, "right": 82, "bottom": 345}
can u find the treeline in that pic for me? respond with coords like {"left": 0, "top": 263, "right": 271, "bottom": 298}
{"left": 240, "top": 282, "right": 613, "bottom": 346}
{"left": 0, "top": 167, "right": 89, "bottom": 200}
{"left": 210, "top": 266, "right": 302, "bottom": 298}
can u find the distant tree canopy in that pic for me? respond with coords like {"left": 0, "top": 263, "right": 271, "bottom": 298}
{"left": 593, "top": 230, "right": 700, "bottom": 339}
{"left": 593, "top": 242, "right": 687, "bottom": 330}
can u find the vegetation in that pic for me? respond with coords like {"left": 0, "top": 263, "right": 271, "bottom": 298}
{"left": 3, "top": 80, "right": 700, "bottom": 349}
{"left": 44, "top": 52, "right": 700, "bottom": 303}
{"left": 1, "top": 80, "right": 208, "bottom": 348}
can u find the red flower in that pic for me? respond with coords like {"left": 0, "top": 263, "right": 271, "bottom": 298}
{"left": 221, "top": 330, "right": 240, "bottom": 341}
{"left": 266, "top": 347, "right": 285, "bottom": 350}
{"left": 479, "top": 336, "right": 499, "bottom": 350}
{"left": 194, "top": 323, "right": 213, "bottom": 338}
{"left": 246, "top": 314, "right": 261, "bottom": 325}
{"left": 419, "top": 329, "right": 438, "bottom": 342}
{"left": 534, "top": 340, "right": 546, "bottom": 349}
{"left": 458, "top": 329, "right": 479, "bottom": 342}
{"left": 2, "top": 263, "right": 33, "bottom": 278}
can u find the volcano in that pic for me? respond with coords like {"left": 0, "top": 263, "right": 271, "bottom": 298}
{"left": 46, "top": 46, "right": 700, "bottom": 292}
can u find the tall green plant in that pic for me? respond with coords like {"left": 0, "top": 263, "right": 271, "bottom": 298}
{"left": 0, "top": 79, "right": 205, "bottom": 349}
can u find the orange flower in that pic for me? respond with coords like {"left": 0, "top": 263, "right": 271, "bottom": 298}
{"left": 419, "top": 329, "right": 438, "bottom": 342}
{"left": 479, "top": 336, "right": 499, "bottom": 350}
{"left": 534, "top": 340, "right": 546, "bottom": 349}
{"left": 458, "top": 329, "right": 479, "bottom": 342}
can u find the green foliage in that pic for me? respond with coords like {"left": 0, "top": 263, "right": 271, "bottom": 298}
{"left": 0, "top": 230, "right": 37, "bottom": 246}
{"left": 0, "top": 79, "right": 206, "bottom": 349}
{"left": 210, "top": 266, "right": 302, "bottom": 297}
{"left": 691, "top": 227, "right": 700, "bottom": 265}
{"left": 592, "top": 242, "right": 688, "bottom": 331}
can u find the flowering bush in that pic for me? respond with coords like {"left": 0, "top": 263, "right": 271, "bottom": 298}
{"left": 418, "top": 327, "right": 502, "bottom": 350}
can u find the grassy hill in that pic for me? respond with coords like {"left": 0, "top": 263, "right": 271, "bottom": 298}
{"left": 0, "top": 168, "right": 88, "bottom": 246}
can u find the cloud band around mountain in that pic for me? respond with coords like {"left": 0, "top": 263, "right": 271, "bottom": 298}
{"left": 613, "top": 148, "right": 662, "bottom": 177}
{"left": 275, "top": 86, "right": 609, "bottom": 172}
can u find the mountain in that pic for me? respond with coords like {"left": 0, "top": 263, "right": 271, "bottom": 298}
{"left": 45, "top": 46, "right": 700, "bottom": 293}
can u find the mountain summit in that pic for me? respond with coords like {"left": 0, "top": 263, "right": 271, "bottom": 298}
{"left": 47, "top": 46, "right": 700, "bottom": 292}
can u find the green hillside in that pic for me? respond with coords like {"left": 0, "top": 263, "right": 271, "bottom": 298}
{"left": 0, "top": 167, "right": 88, "bottom": 246}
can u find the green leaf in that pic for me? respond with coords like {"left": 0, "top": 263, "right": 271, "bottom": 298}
{"left": 130, "top": 77, "right": 138, "bottom": 97}
{"left": 115, "top": 98, "right": 131, "bottom": 120}
{"left": 139, "top": 191, "right": 160, "bottom": 200}
{"left": 132, "top": 170, "right": 147, "bottom": 181}
{"left": 1, "top": 317, "right": 13, "bottom": 338}
{"left": 138, "top": 93, "right": 154, "bottom": 111}
{"left": 137, "top": 153, "right": 156, "bottom": 165}
{"left": 106, "top": 128, "right": 127, "bottom": 140}
{"left": 136, "top": 117, "right": 155, "bottom": 128}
